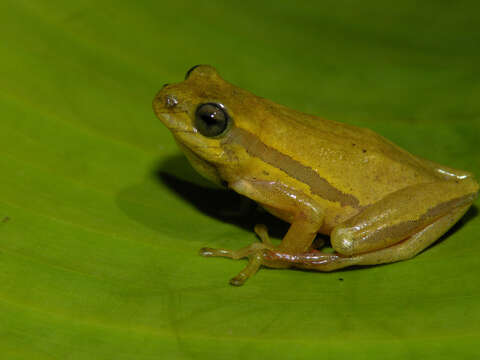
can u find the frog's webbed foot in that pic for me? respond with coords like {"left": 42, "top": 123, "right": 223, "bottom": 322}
{"left": 199, "top": 224, "right": 275, "bottom": 286}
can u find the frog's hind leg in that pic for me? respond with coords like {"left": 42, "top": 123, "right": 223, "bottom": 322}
{"left": 331, "top": 179, "right": 478, "bottom": 257}
{"left": 271, "top": 178, "right": 478, "bottom": 271}
{"left": 266, "top": 202, "right": 471, "bottom": 272}
{"left": 352, "top": 203, "right": 472, "bottom": 267}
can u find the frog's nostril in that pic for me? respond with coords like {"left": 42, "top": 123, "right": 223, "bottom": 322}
{"left": 165, "top": 94, "right": 178, "bottom": 108}
{"left": 162, "top": 83, "right": 170, "bottom": 88}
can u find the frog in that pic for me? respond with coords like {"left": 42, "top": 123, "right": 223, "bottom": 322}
{"left": 152, "top": 65, "right": 479, "bottom": 286}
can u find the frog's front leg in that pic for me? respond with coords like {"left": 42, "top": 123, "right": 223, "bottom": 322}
{"left": 200, "top": 178, "right": 325, "bottom": 285}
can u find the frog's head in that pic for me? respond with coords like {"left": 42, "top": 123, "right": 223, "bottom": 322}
{"left": 153, "top": 65, "right": 257, "bottom": 186}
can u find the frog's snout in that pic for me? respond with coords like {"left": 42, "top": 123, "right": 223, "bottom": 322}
{"left": 153, "top": 89, "right": 177, "bottom": 122}
{"left": 153, "top": 88, "right": 188, "bottom": 131}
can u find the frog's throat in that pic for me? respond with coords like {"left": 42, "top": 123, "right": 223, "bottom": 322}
{"left": 174, "top": 139, "right": 224, "bottom": 186}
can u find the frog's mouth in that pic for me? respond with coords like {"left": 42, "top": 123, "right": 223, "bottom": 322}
{"left": 174, "top": 138, "right": 224, "bottom": 187}
{"left": 154, "top": 110, "right": 181, "bottom": 130}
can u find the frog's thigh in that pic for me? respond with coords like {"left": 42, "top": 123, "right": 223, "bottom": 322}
{"left": 231, "top": 179, "right": 324, "bottom": 253}
{"left": 353, "top": 203, "right": 471, "bottom": 266}
{"left": 331, "top": 180, "right": 477, "bottom": 256}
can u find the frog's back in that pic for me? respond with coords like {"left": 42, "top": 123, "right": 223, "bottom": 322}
{"left": 206, "top": 75, "right": 469, "bottom": 207}
{"left": 245, "top": 100, "right": 460, "bottom": 207}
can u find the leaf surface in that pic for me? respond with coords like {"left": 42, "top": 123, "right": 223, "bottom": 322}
{"left": 1, "top": 1, "right": 479, "bottom": 359}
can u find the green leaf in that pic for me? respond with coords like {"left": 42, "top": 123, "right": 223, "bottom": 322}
{"left": 1, "top": 1, "right": 479, "bottom": 359}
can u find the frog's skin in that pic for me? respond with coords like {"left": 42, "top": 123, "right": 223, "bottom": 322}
{"left": 153, "top": 65, "right": 479, "bottom": 286}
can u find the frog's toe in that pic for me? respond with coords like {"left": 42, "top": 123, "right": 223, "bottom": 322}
{"left": 199, "top": 247, "right": 231, "bottom": 257}
{"left": 199, "top": 242, "right": 272, "bottom": 285}
{"left": 229, "top": 249, "right": 266, "bottom": 286}
{"left": 254, "top": 224, "right": 274, "bottom": 246}
{"left": 200, "top": 226, "right": 279, "bottom": 285}
{"left": 199, "top": 242, "right": 267, "bottom": 260}
{"left": 229, "top": 275, "right": 248, "bottom": 287}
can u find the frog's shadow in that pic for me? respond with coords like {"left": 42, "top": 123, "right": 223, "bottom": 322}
{"left": 161, "top": 155, "right": 289, "bottom": 237}
{"left": 119, "top": 154, "right": 289, "bottom": 239}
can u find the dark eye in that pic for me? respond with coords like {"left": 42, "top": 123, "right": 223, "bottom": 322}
{"left": 185, "top": 65, "right": 201, "bottom": 79}
{"left": 194, "top": 103, "right": 230, "bottom": 138}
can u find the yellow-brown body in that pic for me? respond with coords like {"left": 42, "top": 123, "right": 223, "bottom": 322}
{"left": 153, "top": 65, "right": 478, "bottom": 285}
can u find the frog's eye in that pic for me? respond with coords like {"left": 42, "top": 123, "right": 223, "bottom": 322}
{"left": 194, "top": 103, "right": 231, "bottom": 138}
{"left": 185, "top": 65, "right": 201, "bottom": 80}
